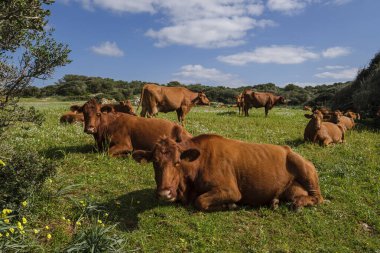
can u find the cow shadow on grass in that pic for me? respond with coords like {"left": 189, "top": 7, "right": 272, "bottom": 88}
{"left": 43, "top": 144, "right": 96, "bottom": 159}
{"left": 101, "top": 188, "right": 170, "bottom": 232}
{"left": 284, "top": 138, "right": 305, "bottom": 148}
{"left": 216, "top": 111, "right": 238, "bottom": 116}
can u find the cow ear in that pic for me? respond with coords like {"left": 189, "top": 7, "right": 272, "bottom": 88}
{"left": 304, "top": 114, "right": 312, "bottom": 119}
{"left": 132, "top": 150, "right": 153, "bottom": 163}
{"left": 101, "top": 105, "right": 113, "bottom": 113}
{"left": 171, "top": 125, "right": 183, "bottom": 143}
{"left": 180, "top": 149, "right": 200, "bottom": 162}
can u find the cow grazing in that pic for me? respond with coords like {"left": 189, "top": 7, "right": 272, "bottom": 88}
{"left": 137, "top": 83, "right": 210, "bottom": 125}
{"left": 133, "top": 130, "right": 323, "bottom": 211}
{"left": 60, "top": 104, "right": 84, "bottom": 124}
{"left": 236, "top": 93, "right": 244, "bottom": 115}
{"left": 304, "top": 110, "right": 345, "bottom": 146}
{"left": 331, "top": 111, "right": 355, "bottom": 130}
{"left": 243, "top": 90, "right": 285, "bottom": 117}
{"left": 79, "top": 99, "right": 192, "bottom": 156}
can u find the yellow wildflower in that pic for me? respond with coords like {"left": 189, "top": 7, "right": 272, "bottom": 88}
{"left": 33, "top": 229, "right": 40, "bottom": 234}
{"left": 47, "top": 178, "right": 53, "bottom": 184}
{"left": 45, "top": 225, "right": 50, "bottom": 230}
{"left": 61, "top": 216, "right": 66, "bottom": 221}
{"left": 97, "top": 219, "right": 102, "bottom": 224}
{"left": 4, "top": 219, "right": 10, "bottom": 224}
{"left": 20, "top": 230, "right": 25, "bottom": 235}
{"left": 66, "top": 219, "right": 71, "bottom": 224}
{"left": 21, "top": 201, "right": 27, "bottom": 207}
{"left": 104, "top": 213, "right": 109, "bottom": 217}
{"left": 17, "top": 222, "right": 24, "bottom": 230}
{"left": 0, "top": 160, "right": 5, "bottom": 167}
{"left": 0, "top": 233, "right": 2, "bottom": 238}
{"left": 2, "top": 209, "right": 12, "bottom": 215}
{"left": 101, "top": 223, "right": 105, "bottom": 227}
{"left": 5, "top": 232, "right": 9, "bottom": 237}
{"left": 9, "top": 228, "right": 14, "bottom": 233}
{"left": 47, "top": 233, "right": 52, "bottom": 240}
{"left": 22, "top": 217, "right": 27, "bottom": 224}
{"left": 79, "top": 200, "right": 86, "bottom": 207}
{"left": 76, "top": 221, "right": 81, "bottom": 226}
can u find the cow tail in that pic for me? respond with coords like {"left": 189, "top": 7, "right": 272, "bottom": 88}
{"left": 136, "top": 85, "right": 145, "bottom": 112}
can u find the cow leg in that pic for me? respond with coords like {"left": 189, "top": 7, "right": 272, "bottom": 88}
{"left": 176, "top": 108, "right": 182, "bottom": 123}
{"left": 108, "top": 144, "right": 132, "bottom": 157}
{"left": 194, "top": 187, "right": 242, "bottom": 211}
{"left": 140, "top": 106, "right": 147, "bottom": 117}
{"left": 286, "top": 152, "right": 323, "bottom": 207}
{"left": 244, "top": 105, "right": 249, "bottom": 117}
{"left": 264, "top": 106, "right": 270, "bottom": 117}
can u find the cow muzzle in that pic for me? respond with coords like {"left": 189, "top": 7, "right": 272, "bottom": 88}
{"left": 157, "top": 189, "right": 176, "bottom": 202}
{"left": 84, "top": 127, "right": 96, "bottom": 134}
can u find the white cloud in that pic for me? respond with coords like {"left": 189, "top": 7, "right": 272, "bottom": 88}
{"left": 327, "top": 0, "right": 352, "bottom": 6}
{"left": 173, "top": 64, "right": 241, "bottom": 86}
{"left": 267, "top": 0, "right": 307, "bottom": 13}
{"left": 322, "top": 47, "right": 351, "bottom": 58}
{"left": 318, "top": 65, "right": 349, "bottom": 70}
{"left": 315, "top": 68, "right": 358, "bottom": 79}
{"left": 91, "top": 41, "right": 124, "bottom": 57}
{"left": 65, "top": 0, "right": 275, "bottom": 49}
{"left": 217, "top": 45, "right": 319, "bottom": 65}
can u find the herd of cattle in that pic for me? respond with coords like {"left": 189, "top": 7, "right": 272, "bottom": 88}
{"left": 58, "top": 83, "right": 365, "bottom": 211}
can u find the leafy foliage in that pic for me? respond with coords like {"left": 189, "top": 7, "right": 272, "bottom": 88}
{"left": 332, "top": 51, "right": 380, "bottom": 116}
{"left": 0, "top": 149, "right": 56, "bottom": 209}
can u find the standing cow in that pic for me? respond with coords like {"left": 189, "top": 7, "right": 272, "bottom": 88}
{"left": 236, "top": 93, "right": 244, "bottom": 115}
{"left": 137, "top": 84, "right": 210, "bottom": 125}
{"left": 79, "top": 99, "right": 191, "bottom": 156}
{"left": 243, "top": 90, "right": 285, "bottom": 117}
{"left": 133, "top": 128, "right": 323, "bottom": 211}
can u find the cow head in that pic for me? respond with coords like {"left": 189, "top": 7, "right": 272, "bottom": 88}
{"left": 119, "top": 100, "right": 136, "bottom": 115}
{"left": 305, "top": 110, "right": 324, "bottom": 130}
{"left": 277, "top": 96, "right": 286, "bottom": 105}
{"left": 69, "top": 105, "right": 81, "bottom": 113}
{"left": 330, "top": 110, "right": 343, "bottom": 124}
{"left": 132, "top": 126, "right": 199, "bottom": 202}
{"left": 80, "top": 98, "right": 102, "bottom": 134}
{"left": 197, "top": 91, "right": 210, "bottom": 105}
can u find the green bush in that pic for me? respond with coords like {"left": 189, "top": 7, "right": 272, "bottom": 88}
{"left": 0, "top": 151, "right": 56, "bottom": 209}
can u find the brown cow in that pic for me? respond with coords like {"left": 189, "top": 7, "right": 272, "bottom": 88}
{"left": 304, "top": 110, "right": 345, "bottom": 146}
{"left": 243, "top": 90, "right": 285, "bottom": 117}
{"left": 60, "top": 104, "right": 84, "bottom": 124}
{"left": 344, "top": 111, "right": 360, "bottom": 121}
{"left": 236, "top": 93, "right": 244, "bottom": 115}
{"left": 79, "top": 99, "right": 192, "bottom": 156}
{"left": 133, "top": 130, "right": 323, "bottom": 211}
{"left": 312, "top": 107, "right": 331, "bottom": 120}
{"left": 303, "top": 106, "right": 312, "bottom": 111}
{"left": 104, "top": 100, "right": 136, "bottom": 116}
{"left": 331, "top": 111, "right": 355, "bottom": 130}
{"left": 137, "top": 83, "right": 210, "bottom": 125}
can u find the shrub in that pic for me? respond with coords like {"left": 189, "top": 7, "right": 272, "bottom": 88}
{"left": 0, "top": 150, "right": 56, "bottom": 209}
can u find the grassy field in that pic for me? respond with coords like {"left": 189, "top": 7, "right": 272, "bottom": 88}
{"left": 5, "top": 100, "right": 380, "bottom": 252}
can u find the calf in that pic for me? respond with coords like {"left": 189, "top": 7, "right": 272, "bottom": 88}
{"left": 133, "top": 128, "right": 323, "bottom": 211}
{"left": 104, "top": 100, "right": 136, "bottom": 116}
{"left": 304, "top": 110, "right": 345, "bottom": 146}
{"left": 344, "top": 111, "right": 360, "bottom": 121}
{"left": 79, "top": 99, "right": 191, "bottom": 156}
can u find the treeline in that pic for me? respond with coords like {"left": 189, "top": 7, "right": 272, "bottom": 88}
{"left": 21, "top": 75, "right": 350, "bottom": 106}
{"left": 332, "top": 51, "right": 380, "bottom": 117}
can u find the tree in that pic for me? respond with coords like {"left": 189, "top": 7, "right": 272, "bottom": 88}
{"left": 0, "top": 0, "right": 70, "bottom": 132}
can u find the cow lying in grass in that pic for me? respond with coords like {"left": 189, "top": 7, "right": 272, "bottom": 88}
{"left": 304, "top": 110, "right": 345, "bottom": 146}
{"left": 60, "top": 105, "right": 84, "bottom": 124}
{"left": 133, "top": 127, "right": 323, "bottom": 211}
{"left": 330, "top": 111, "right": 355, "bottom": 130}
{"left": 79, "top": 99, "right": 191, "bottom": 156}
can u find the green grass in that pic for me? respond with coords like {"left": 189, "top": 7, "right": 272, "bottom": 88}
{"left": 6, "top": 101, "right": 380, "bottom": 252}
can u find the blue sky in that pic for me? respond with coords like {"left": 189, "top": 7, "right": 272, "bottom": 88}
{"left": 43, "top": 0, "right": 380, "bottom": 87}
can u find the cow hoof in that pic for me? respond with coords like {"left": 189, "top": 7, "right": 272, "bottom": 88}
{"left": 271, "top": 199, "right": 279, "bottom": 210}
